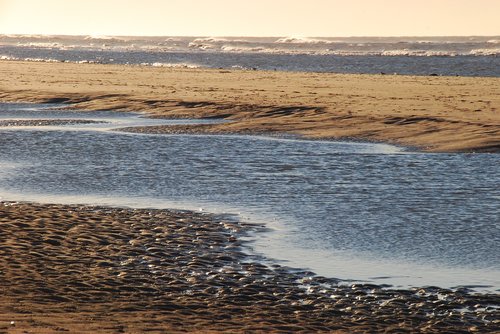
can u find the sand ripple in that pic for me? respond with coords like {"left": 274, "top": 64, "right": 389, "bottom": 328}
{"left": 0, "top": 201, "right": 498, "bottom": 333}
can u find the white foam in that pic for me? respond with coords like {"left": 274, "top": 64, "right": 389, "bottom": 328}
{"left": 220, "top": 45, "right": 265, "bottom": 52}
{"left": 0, "top": 55, "right": 97, "bottom": 64}
{"left": 75, "top": 60, "right": 99, "bottom": 64}
{"left": 0, "top": 55, "right": 17, "bottom": 60}
{"left": 192, "top": 37, "right": 225, "bottom": 43}
{"left": 192, "top": 37, "right": 248, "bottom": 44}
{"left": 188, "top": 42, "right": 215, "bottom": 50}
{"left": 84, "top": 35, "right": 125, "bottom": 41}
{"left": 140, "top": 62, "right": 201, "bottom": 69}
{"left": 486, "top": 39, "right": 500, "bottom": 44}
{"left": 469, "top": 48, "right": 500, "bottom": 56}
{"left": 275, "top": 36, "right": 339, "bottom": 44}
{"left": 25, "top": 57, "right": 60, "bottom": 62}
{"left": 3, "top": 34, "right": 52, "bottom": 39}
{"left": 381, "top": 49, "right": 457, "bottom": 57}
{"left": 380, "top": 49, "right": 405, "bottom": 56}
{"left": 230, "top": 65, "right": 251, "bottom": 70}
{"left": 164, "top": 37, "right": 182, "bottom": 42}
{"left": 16, "top": 42, "right": 63, "bottom": 48}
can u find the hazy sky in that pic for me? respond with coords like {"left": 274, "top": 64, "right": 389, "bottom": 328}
{"left": 0, "top": 0, "right": 499, "bottom": 37}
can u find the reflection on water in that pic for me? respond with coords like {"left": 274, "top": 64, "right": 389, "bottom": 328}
{"left": 0, "top": 103, "right": 499, "bottom": 291}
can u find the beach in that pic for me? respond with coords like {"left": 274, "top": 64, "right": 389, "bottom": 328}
{"left": 0, "top": 201, "right": 498, "bottom": 333}
{"left": 0, "top": 60, "right": 498, "bottom": 152}
{"left": 0, "top": 60, "right": 499, "bottom": 333}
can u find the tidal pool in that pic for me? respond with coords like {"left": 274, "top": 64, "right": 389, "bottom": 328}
{"left": 0, "top": 103, "right": 498, "bottom": 291}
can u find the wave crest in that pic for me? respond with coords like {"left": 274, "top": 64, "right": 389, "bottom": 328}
{"left": 84, "top": 35, "right": 125, "bottom": 42}
{"left": 15, "top": 42, "right": 63, "bottom": 48}
{"left": 380, "top": 49, "right": 458, "bottom": 57}
{"left": 188, "top": 42, "right": 215, "bottom": 50}
{"left": 220, "top": 45, "right": 265, "bottom": 52}
{"left": 275, "top": 37, "right": 338, "bottom": 44}
{"left": 192, "top": 37, "right": 249, "bottom": 44}
{"left": 469, "top": 48, "right": 500, "bottom": 56}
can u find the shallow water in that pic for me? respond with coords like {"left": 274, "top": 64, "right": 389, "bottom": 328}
{"left": 0, "top": 103, "right": 498, "bottom": 291}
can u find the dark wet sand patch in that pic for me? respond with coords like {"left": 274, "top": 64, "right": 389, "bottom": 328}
{"left": 0, "top": 201, "right": 498, "bottom": 333}
{"left": 0, "top": 119, "right": 107, "bottom": 127}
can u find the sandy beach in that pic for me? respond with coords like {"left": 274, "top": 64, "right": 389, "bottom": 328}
{"left": 0, "top": 60, "right": 498, "bottom": 152}
{"left": 0, "top": 201, "right": 498, "bottom": 333}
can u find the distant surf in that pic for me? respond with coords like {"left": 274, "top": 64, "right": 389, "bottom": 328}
{"left": 1, "top": 34, "right": 499, "bottom": 76}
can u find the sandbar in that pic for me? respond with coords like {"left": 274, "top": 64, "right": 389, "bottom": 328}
{"left": 0, "top": 60, "right": 498, "bottom": 152}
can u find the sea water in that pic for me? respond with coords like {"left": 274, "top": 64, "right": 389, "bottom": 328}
{"left": 0, "top": 103, "right": 498, "bottom": 291}
{"left": 0, "top": 35, "right": 499, "bottom": 76}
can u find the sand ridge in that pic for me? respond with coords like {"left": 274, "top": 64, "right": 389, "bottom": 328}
{"left": 0, "top": 201, "right": 498, "bottom": 333}
{"left": 0, "top": 60, "right": 499, "bottom": 152}
{"left": 0, "top": 119, "right": 106, "bottom": 127}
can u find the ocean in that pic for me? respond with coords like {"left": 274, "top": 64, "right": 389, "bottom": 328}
{"left": 1, "top": 34, "right": 499, "bottom": 76}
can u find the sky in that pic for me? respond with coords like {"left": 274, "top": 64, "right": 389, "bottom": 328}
{"left": 0, "top": 0, "right": 499, "bottom": 37}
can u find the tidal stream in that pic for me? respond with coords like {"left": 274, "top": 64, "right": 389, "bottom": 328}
{"left": 0, "top": 103, "right": 498, "bottom": 292}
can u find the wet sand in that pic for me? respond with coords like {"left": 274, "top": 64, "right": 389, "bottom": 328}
{"left": 0, "top": 60, "right": 499, "bottom": 152}
{"left": 0, "top": 119, "right": 106, "bottom": 127}
{"left": 0, "top": 201, "right": 498, "bottom": 333}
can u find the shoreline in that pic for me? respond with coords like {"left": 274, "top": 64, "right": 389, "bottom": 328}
{"left": 0, "top": 60, "right": 499, "bottom": 153}
{"left": 1, "top": 200, "right": 498, "bottom": 333}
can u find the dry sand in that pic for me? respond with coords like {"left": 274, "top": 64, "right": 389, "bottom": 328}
{"left": 1, "top": 201, "right": 498, "bottom": 333}
{"left": 0, "top": 60, "right": 499, "bottom": 152}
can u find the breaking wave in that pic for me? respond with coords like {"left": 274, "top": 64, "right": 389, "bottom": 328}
{"left": 84, "top": 35, "right": 126, "bottom": 42}
{"left": 1, "top": 34, "right": 499, "bottom": 58}
{"left": 188, "top": 42, "right": 215, "bottom": 50}
{"left": 3, "top": 34, "right": 55, "bottom": 39}
{"left": 15, "top": 42, "right": 63, "bottom": 48}
{"left": 380, "top": 49, "right": 458, "bottom": 57}
{"left": 0, "top": 55, "right": 204, "bottom": 68}
{"left": 1, "top": 34, "right": 498, "bottom": 77}
{"left": 191, "top": 37, "right": 250, "bottom": 44}
{"left": 0, "top": 55, "right": 97, "bottom": 64}
{"left": 220, "top": 45, "right": 266, "bottom": 52}
{"left": 275, "top": 37, "right": 339, "bottom": 44}
{"left": 192, "top": 37, "right": 230, "bottom": 43}
{"left": 469, "top": 48, "right": 500, "bottom": 56}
